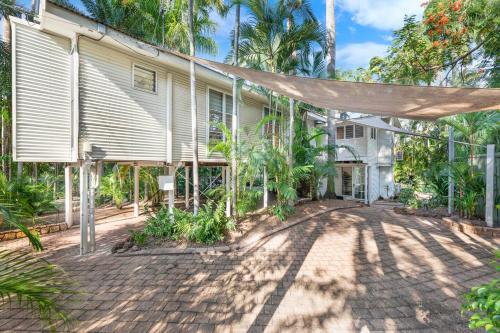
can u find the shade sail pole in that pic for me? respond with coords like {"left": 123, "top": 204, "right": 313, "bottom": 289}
{"left": 448, "top": 127, "right": 454, "bottom": 215}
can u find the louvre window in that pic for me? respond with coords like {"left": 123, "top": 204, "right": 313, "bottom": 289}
{"left": 370, "top": 127, "right": 377, "bottom": 139}
{"left": 208, "top": 89, "right": 233, "bottom": 144}
{"left": 355, "top": 125, "right": 364, "bottom": 138}
{"left": 263, "top": 107, "right": 281, "bottom": 138}
{"left": 133, "top": 65, "right": 156, "bottom": 93}
{"left": 396, "top": 151, "right": 404, "bottom": 161}
{"left": 337, "top": 126, "right": 345, "bottom": 140}
{"left": 345, "top": 125, "right": 354, "bottom": 139}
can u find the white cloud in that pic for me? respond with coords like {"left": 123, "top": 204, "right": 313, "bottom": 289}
{"left": 338, "top": 0, "right": 424, "bottom": 31}
{"left": 337, "top": 42, "right": 388, "bottom": 69}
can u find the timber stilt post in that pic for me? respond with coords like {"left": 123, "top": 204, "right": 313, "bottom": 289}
{"left": 133, "top": 164, "right": 140, "bottom": 218}
{"left": 263, "top": 166, "right": 268, "bottom": 208}
{"left": 64, "top": 164, "right": 73, "bottom": 227}
{"left": 185, "top": 166, "right": 190, "bottom": 208}
{"left": 79, "top": 161, "right": 89, "bottom": 255}
{"left": 225, "top": 167, "right": 231, "bottom": 217}
{"left": 89, "top": 164, "right": 96, "bottom": 252}
{"left": 448, "top": 127, "right": 454, "bottom": 215}
{"left": 485, "top": 144, "right": 495, "bottom": 227}
{"left": 168, "top": 166, "right": 175, "bottom": 217}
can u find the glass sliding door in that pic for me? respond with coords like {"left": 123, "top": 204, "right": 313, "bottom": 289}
{"left": 353, "top": 166, "right": 365, "bottom": 200}
{"left": 342, "top": 167, "right": 352, "bottom": 196}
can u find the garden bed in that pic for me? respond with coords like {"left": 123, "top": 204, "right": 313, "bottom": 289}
{"left": 112, "top": 199, "right": 359, "bottom": 254}
{"left": 393, "top": 206, "right": 499, "bottom": 237}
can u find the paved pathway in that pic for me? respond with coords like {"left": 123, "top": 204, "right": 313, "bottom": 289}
{"left": 0, "top": 206, "right": 498, "bottom": 332}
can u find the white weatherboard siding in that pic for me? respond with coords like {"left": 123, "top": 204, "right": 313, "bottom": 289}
{"left": 14, "top": 23, "right": 72, "bottom": 161}
{"left": 379, "top": 166, "right": 394, "bottom": 198}
{"left": 171, "top": 72, "right": 208, "bottom": 161}
{"left": 377, "top": 130, "right": 393, "bottom": 164}
{"left": 79, "top": 39, "right": 167, "bottom": 161}
{"left": 239, "top": 97, "right": 263, "bottom": 145}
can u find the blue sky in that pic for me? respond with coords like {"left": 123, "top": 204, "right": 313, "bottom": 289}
{"left": 8, "top": 0, "right": 425, "bottom": 70}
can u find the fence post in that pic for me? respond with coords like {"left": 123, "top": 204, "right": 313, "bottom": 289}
{"left": 448, "top": 127, "right": 454, "bottom": 215}
{"left": 485, "top": 144, "right": 495, "bottom": 227}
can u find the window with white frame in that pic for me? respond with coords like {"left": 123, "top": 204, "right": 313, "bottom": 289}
{"left": 133, "top": 64, "right": 156, "bottom": 93}
{"left": 370, "top": 127, "right": 377, "bottom": 140}
{"left": 208, "top": 89, "right": 233, "bottom": 144}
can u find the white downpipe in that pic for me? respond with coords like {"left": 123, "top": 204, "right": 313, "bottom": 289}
{"left": 64, "top": 165, "right": 73, "bottom": 227}
{"left": 133, "top": 165, "right": 140, "bottom": 217}
{"left": 485, "top": 144, "right": 495, "bottom": 227}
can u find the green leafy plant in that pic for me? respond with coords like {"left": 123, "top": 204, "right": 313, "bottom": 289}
{"left": 462, "top": 251, "right": 500, "bottom": 332}
{"left": 0, "top": 173, "right": 58, "bottom": 225}
{"left": 0, "top": 250, "right": 79, "bottom": 332}
{"left": 143, "top": 199, "right": 235, "bottom": 245}
{"left": 0, "top": 198, "right": 78, "bottom": 332}
{"left": 129, "top": 229, "right": 147, "bottom": 246}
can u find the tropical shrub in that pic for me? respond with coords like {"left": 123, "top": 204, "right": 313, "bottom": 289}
{"left": 99, "top": 166, "right": 128, "bottom": 209}
{"left": 142, "top": 199, "right": 235, "bottom": 245}
{"left": 0, "top": 172, "right": 57, "bottom": 224}
{"left": 462, "top": 251, "right": 500, "bottom": 332}
{"left": 398, "top": 187, "right": 417, "bottom": 207}
{"left": 0, "top": 203, "right": 78, "bottom": 332}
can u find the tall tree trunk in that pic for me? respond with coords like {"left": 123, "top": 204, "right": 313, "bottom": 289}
{"left": 188, "top": 0, "right": 199, "bottom": 215}
{"left": 325, "top": 0, "right": 337, "bottom": 198}
{"left": 286, "top": 17, "right": 295, "bottom": 179}
{"left": 231, "top": 2, "right": 240, "bottom": 216}
{"left": 2, "top": 17, "right": 11, "bottom": 177}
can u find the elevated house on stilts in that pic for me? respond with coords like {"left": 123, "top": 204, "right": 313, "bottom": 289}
{"left": 11, "top": 1, "right": 500, "bottom": 253}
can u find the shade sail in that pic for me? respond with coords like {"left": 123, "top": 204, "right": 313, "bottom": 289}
{"left": 165, "top": 50, "right": 500, "bottom": 121}
{"left": 346, "top": 117, "right": 427, "bottom": 137}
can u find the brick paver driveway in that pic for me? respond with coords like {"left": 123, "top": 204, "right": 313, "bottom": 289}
{"left": 1, "top": 205, "right": 498, "bottom": 332}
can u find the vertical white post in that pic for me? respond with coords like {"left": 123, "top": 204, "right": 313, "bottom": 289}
{"left": 225, "top": 167, "right": 231, "bottom": 217}
{"left": 448, "top": 127, "right": 455, "bottom": 215}
{"left": 89, "top": 164, "right": 96, "bottom": 252}
{"left": 263, "top": 166, "right": 268, "bottom": 208}
{"left": 485, "top": 144, "right": 495, "bottom": 227}
{"left": 133, "top": 165, "right": 140, "bottom": 217}
{"left": 364, "top": 165, "right": 369, "bottom": 205}
{"left": 185, "top": 166, "right": 190, "bottom": 208}
{"left": 168, "top": 166, "right": 175, "bottom": 216}
{"left": 64, "top": 165, "right": 73, "bottom": 227}
{"left": 79, "top": 162, "right": 88, "bottom": 255}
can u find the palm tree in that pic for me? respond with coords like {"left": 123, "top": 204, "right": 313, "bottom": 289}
{"left": 229, "top": 0, "right": 322, "bottom": 207}
{"left": 442, "top": 112, "right": 500, "bottom": 165}
{"left": 325, "top": 0, "right": 336, "bottom": 198}
{"left": 230, "top": 0, "right": 241, "bottom": 215}
{"left": 0, "top": 0, "right": 20, "bottom": 180}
